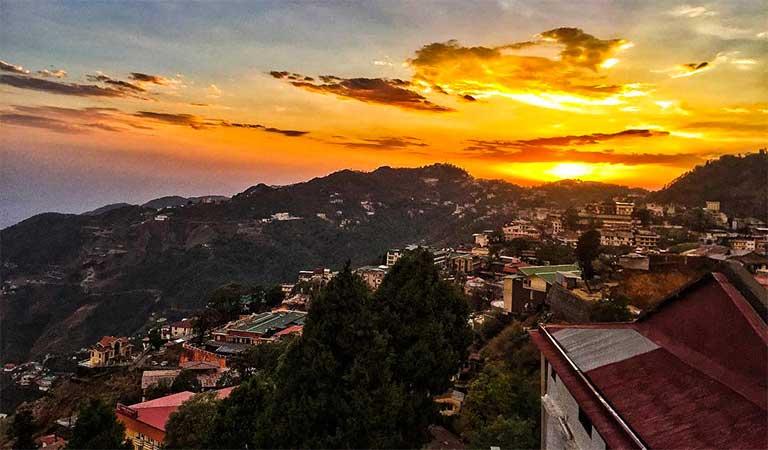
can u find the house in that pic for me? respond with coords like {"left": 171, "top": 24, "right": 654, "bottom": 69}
{"left": 355, "top": 265, "right": 388, "bottom": 291}
{"left": 161, "top": 319, "right": 194, "bottom": 340}
{"left": 386, "top": 249, "right": 404, "bottom": 267}
{"left": 88, "top": 336, "right": 132, "bottom": 367}
{"left": 705, "top": 200, "right": 720, "bottom": 212}
{"left": 116, "top": 388, "right": 234, "bottom": 450}
{"left": 614, "top": 201, "right": 634, "bottom": 216}
{"left": 449, "top": 253, "right": 476, "bottom": 274}
{"left": 434, "top": 390, "right": 466, "bottom": 416}
{"left": 730, "top": 238, "right": 756, "bottom": 252}
{"left": 503, "top": 264, "right": 580, "bottom": 314}
{"left": 530, "top": 269, "right": 767, "bottom": 450}
{"left": 35, "top": 434, "right": 66, "bottom": 450}
{"left": 473, "top": 231, "right": 493, "bottom": 247}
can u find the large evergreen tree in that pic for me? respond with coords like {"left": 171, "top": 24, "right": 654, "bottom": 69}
{"left": 373, "top": 248, "right": 472, "bottom": 446}
{"left": 164, "top": 392, "right": 220, "bottom": 449}
{"left": 268, "top": 263, "right": 406, "bottom": 449}
{"left": 66, "top": 399, "right": 129, "bottom": 450}
{"left": 10, "top": 409, "right": 37, "bottom": 450}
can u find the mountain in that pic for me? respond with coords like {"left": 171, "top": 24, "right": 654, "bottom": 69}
{"left": 647, "top": 151, "right": 768, "bottom": 221}
{"left": 0, "top": 163, "right": 681, "bottom": 362}
{"left": 82, "top": 203, "right": 134, "bottom": 216}
{"left": 141, "top": 195, "right": 230, "bottom": 210}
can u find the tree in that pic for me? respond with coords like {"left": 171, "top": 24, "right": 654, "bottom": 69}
{"left": 9, "top": 409, "right": 37, "bottom": 450}
{"left": 373, "top": 249, "right": 472, "bottom": 446}
{"left": 147, "top": 327, "right": 164, "bottom": 349}
{"left": 576, "top": 229, "right": 601, "bottom": 281}
{"left": 633, "top": 208, "right": 653, "bottom": 226}
{"left": 230, "top": 339, "right": 290, "bottom": 379}
{"left": 66, "top": 398, "right": 129, "bottom": 449}
{"left": 170, "top": 369, "right": 201, "bottom": 393}
{"left": 459, "top": 362, "right": 540, "bottom": 450}
{"left": 207, "top": 375, "right": 275, "bottom": 448}
{"left": 269, "top": 263, "right": 406, "bottom": 448}
{"left": 165, "top": 392, "right": 220, "bottom": 449}
{"left": 564, "top": 207, "right": 580, "bottom": 230}
{"left": 591, "top": 296, "right": 633, "bottom": 322}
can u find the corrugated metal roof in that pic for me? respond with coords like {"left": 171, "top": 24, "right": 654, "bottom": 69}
{"left": 552, "top": 328, "right": 659, "bottom": 372}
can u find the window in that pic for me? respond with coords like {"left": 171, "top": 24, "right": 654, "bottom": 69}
{"left": 578, "top": 407, "right": 593, "bottom": 437}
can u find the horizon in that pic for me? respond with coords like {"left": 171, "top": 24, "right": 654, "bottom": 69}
{"left": 2, "top": 0, "right": 767, "bottom": 226}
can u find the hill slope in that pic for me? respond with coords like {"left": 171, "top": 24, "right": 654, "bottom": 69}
{"left": 0, "top": 163, "right": 657, "bottom": 361}
{"left": 648, "top": 151, "right": 768, "bottom": 221}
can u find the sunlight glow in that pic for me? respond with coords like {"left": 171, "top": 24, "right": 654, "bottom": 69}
{"left": 548, "top": 163, "right": 593, "bottom": 179}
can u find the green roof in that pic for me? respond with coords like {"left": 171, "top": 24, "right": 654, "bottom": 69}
{"left": 232, "top": 311, "right": 306, "bottom": 335}
{"left": 519, "top": 264, "right": 580, "bottom": 285}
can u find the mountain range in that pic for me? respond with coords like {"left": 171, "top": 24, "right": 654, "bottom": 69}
{"left": 1, "top": 153, "right": 765, "bottom": 362}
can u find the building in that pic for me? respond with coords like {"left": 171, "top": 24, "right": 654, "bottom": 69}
{"left": 705, "top": 200, "right": 720, "bottom": 212}
{"left": 88, "top": 336, "right": 132, "bottom": 367}
{"left": 161, "top": 319, "right": 194, "bottom": 340}
{"left": 600, "top": 230, "right": 634, "bottom": 247}
{"left": 473, "top": 231, "right": 493, "bottom": 248}
{"left": 730, "top": 238, "right": 756, "bottom": 252}
{"left": 503, "top": 220, "right": 541, "bottom": 241}
{"left": 355, "top": 265, "right": 388, "bottom": 290}
{"left": 530, "top": 270, "right": 767, "bottom": 450}
{"left": 116, "top": 388, "right": 234, "bottom": 450}
{"left": 386, "top": 249, "right": 404, "bottom": 267}
{"left": 503, "top": 264, "right": 581, "bottom": 314}
{"left": 449, "top": 253, "right": 476, "bottom": 274}
{"left": 633, "top": 229, "right": 660, "bottom": 249}
{"left": 618, "top": 253, "right": 650, "bottom": 271}
{"left": 211, "top": 310, "right": 306, "bottom": 345}
{"left": 141, "top": 370, "right": 180, "bottom": 390}
{"left": 35, "top": 434, "right": 66, "bottom": 450}
{"left": 614, "top": 201, "right": 634, "bottom": 216}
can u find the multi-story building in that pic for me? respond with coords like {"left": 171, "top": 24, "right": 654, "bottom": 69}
{"left": 730, "top": 238, "right": 757, "bottom": 252}
{"left": 705, "top": 200, "right": 720, "bottom": 212}
{"left": 449, "top": 253, "right": 476, "bottom": 274}
{"left": 614, "top": 201, "right": 634, "bottom": 216}
{"left": 472, "top": 231, "right": 493, "bottom": 248}
{"left": 386, "top": 249, "right": 403, "bottom": 267}
{"left": 633, "top": 229, "right": 660, "bottom": 249}
{"left": 117, "top": 388, "right": 234, "bottom": 450}
{"left": 600, "top": 230, "right": 634, "bottom": 247}
{"left": 161, "top": 319, "right": 194, "bottom": 340}
{"left": 88, "top": 336, "right": 132, "bottom": 367}
{"left": 530, "top": 269, "right": 767, "bottom": 450}
{"left": 503, "top": 264, "right": 581, "bottom": 314}
{"left": 211, "top": 310, "right": 306, "bottom": 345}
{"left": 503, "top": 220, "right": 541, "bottom": 241}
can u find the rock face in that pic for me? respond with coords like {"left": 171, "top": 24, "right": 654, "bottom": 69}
{"left": 1, "top": 163, "right": 646, "bottom": 361}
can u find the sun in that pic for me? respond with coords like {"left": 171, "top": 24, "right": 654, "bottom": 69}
{"left": 548, "top": 163, "right": 593, "bottom": 179}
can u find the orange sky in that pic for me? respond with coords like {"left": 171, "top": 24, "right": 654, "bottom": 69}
{"left": 1, "top": 1, "right": 766, "bottom": 224}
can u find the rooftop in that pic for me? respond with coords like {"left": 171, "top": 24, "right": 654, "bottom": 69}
{"left": 531, "top": 272, "right": 767, "bottom": 450}
{"left": 221, "top": 310, "right": 307, "bottom": 336}
{"left": 519, "top": 264, "right": 580, "bottom": 285}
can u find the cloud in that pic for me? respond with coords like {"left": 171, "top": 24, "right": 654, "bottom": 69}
{"left": 0, "top": 113, "right": 84, "bottom": 133}
{"left": 0, "top": 60, "right": 30, "bottom": 74}
{"left": 270, "top": 71, "right": 453, "bottom": 112}
{"left": 669, "top": 5, "right": 718, "bottom": 18}
{"left": 86, "top": 73, "right": 145, "bottom": 92}
{"left": 460, "top": 128, "right": 692, "bottom": 165}
{"left": 37, "top": 68, "right": 68, "bottom": 78}
{"left": 0, "top": 73, "right": 138, "bottom": 97}
{"left": 135, "top": 110, "right": 309, "bottom": 136}
{"left": 657, "top": 51, "right": 757, "bottom": 78}
{"left": 129, "top": 72, "right": 169, "bottom": 85}
{"left": 330, "top": 136, "right": 429, "bottom": 150}
{"left": 406, "top": 28, "right": 639, "bottom": 112}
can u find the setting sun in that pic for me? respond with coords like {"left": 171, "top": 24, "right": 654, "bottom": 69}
{"left": 548, "top": 163, "right": 593, "bottom": 179}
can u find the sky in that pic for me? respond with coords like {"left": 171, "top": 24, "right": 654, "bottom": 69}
{"left": 1, "top": 0, "right": 766, "bottom": 227}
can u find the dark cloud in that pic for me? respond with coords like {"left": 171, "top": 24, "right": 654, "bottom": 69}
{"left": 0, "top": 60, "right": 29, "bottom": 74}
{"left": 271, "top": 70, "right": 453, "bottom": 112}
{"left": 135, "top": 111, "right": 309, "bottom": 136}
{"left": 681, "top": 121, "right": 768, "bottom": 132}
{"left": 462, "top": 129, "right": 691, "bottom": 165}
{"left": 0, "top": 73, "right": 136, "bottom": 97}
{"left": 331, "top": 136, "right": 429, "bottom": 150}
{"left": 86, "top": 73, "right": 145, "bottom": 92}
{"left": 537, "top": 27, "right": 627, "bottom": 71}
{"left": 512, "top": 129, "right": 669, "bottom": 147}
{"left": 0, "top": 113, "right": 85, "bottom": 133}
{"left": 129, "top": 72, "right": 169, "bottom": 85}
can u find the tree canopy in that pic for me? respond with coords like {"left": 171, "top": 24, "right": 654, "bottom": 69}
{"left": 576, "top": 229, "right": 601, "bottom": 281}
{"left": 66, "top": 398, "right": 129, "bottom": 450}
{"left": 165, "top": 392, "right": 220, "bottom": 449}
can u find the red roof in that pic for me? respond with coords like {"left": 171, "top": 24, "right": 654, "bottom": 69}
{"left": 273, "top": 324, "right": 303, "bottom": 337}
{"left": 117, "top": 387, "right": 233, "bottom": 433}
{"left": 531, "top": 272, "right": 768, "bottom": 450}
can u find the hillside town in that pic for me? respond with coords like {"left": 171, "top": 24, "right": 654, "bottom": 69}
{"left": 2, "top": 194, "right": 766, "bottom": 449}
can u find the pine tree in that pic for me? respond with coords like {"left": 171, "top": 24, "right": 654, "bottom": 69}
{"left": 373, "top": 248, "right": 472, "bottom": 446}
{"left": 10, "top": 409, "right": 37, "bottom": 450}
{"left": 66, "top": 399, "right": 129, "bottom": 450}
{"left": 164, "top": 392, "right": 220, "bottom": 449}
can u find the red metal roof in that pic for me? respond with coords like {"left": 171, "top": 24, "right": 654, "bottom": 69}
{"left": 117, "top": 387, "right": 234, "bottom": 433}
{"left": 531, "top": 272, "right": 768, "bottom": 450}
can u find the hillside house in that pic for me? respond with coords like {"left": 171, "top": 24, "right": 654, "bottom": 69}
{"left": 503, "top": 264, "right": 580, "bottom": 314}
{"left": 88, "top": 336, "right": 132, "bottom": 367}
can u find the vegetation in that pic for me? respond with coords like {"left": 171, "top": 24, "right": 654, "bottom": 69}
{"left": 66, "top": 398, "right": 129, "bottom": 450}
{"left": 576, "top": 229, "right": 601, "bottom": 281}
{"left": 9, "top": 409, "right": 37, "bottom": 450}
{"left": 165, "top": 249, "right": 472, "bottom": 449}
{"left": 590, "top": 296, "right": 633, "bottom": 322}
{"left": 165, "top": 392, "right": 221, "bottom": 449}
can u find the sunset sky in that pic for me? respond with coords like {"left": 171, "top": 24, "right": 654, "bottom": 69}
{"left": 1, "top": 0, "right": 766, "bottom": 226}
